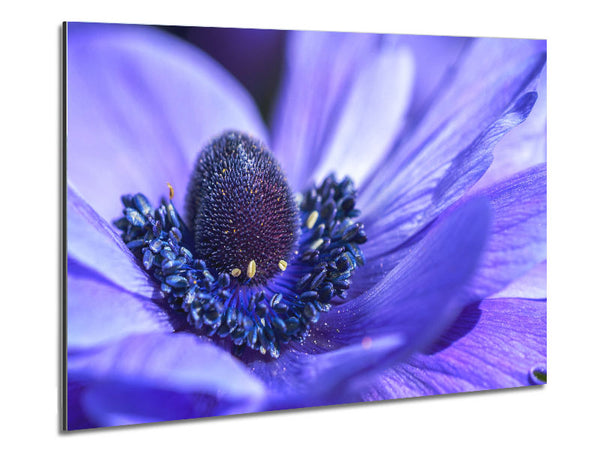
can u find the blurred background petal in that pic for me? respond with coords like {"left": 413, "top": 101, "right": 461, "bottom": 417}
{"left": 67, "top": 22, "right": 268, "bottom": 222}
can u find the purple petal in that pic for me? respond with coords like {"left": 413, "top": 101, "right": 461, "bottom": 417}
{"left": 67, "top": 381, "right": 97, "bottom": 430}
{"left": 68, "top": 260, "right": 172, "bottom": 350}
{"left": 67, "top": 22, "right": 268, "bottom": 222}
{"left": 310, "top": 38, "right": 414, "bottom": 186}
{"left": 397, "top": 35, "right": 469, "bottom": 122}
{"left": 67, "top": 184, "right": 159, "bottom": 298}
{"left": 259, "top": 334, "right": 407, "bottom": 410}
{"left": 360, "top": 90, "right": 539, "bottom": 281}
{"left": 474, "top": 65, "right": 547, "bottom": 190}
{"left": 464, "top": 164, "right": 546, "bottom": 300}
{"left": 248, "top": 197, "right": 492, "bottom": 403}
{"left": 69, "top": 333, "right": 265, "bottom": 427}
{"left": 362, "top": 297, "right": 546, "bottom": 400}
{"left": 359, "top": 38, "right": 546, "bottom": 246}
{"left": 320, "top": 197, "right": 491, "bottom": 347}
{"left": 81, "top": 384, "right": 253, "bottom": 427}
{"left": 491, "top": 260, "right": 546, "bottom": 299}
{"left": 272, "top": 31, "right": 413, "bottom": 189}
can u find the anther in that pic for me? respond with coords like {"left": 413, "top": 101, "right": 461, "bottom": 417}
{"left": 247, "top": 260, "right": 257, "bottom": 279}
{"left": 310, "top": 238, "right": 324, "bottom": 250}
{"left": 306, "top": 210, "right": 319, "bottom": 229}
{"left": 115, "top": 142, "right": 367, "bottom": 359}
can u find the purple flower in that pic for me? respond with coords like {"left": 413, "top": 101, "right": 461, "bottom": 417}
{"left": 66, "top": 22, "right": 546, "bottom": 430}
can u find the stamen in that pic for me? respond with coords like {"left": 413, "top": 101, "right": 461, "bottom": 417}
{"left": 310, "top": 238, "right": 324, "bottom": 250}
{"left": 167, "top": 182, "right": 174, "bottom": 200}
{"left": 247, "top": 260, "right": 257, "bottom": 279}
{"left": 114, "top": 133, "right": 367, "bottom": 359}
{"left": 306, "top": 210, "right": 319, "bottom": 229}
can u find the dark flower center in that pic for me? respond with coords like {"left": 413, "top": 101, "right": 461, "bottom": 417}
{"left": 185, "top": 132, "right": 299, "bottom": 286}
{"left": 114, "top": 131, "right": 367, "bottom": 358}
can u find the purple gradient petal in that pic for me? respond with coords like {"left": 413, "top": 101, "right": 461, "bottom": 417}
{"left": 247, "top": 197, "right": 492, "bottom": 401}
{"left": 67, "top": 381, "right": 97, "bottom": 430}
{"left": 359, "top": 38, "right": 546, "bottom": 244}
{"left": 69, "top": 333, "right": 264, "bottom": 398}
{"left": 321, "top": 197, "right": 491, "bottom": 346}
{"left": 310, "top": 38, "right": 414, "bottom": 186}
{"left": 492, "top": 260, "right": 546, "bottom": 299}
{"left": 474, "top": 65, "right": 547, "bottom": 190}
{"left": 361, "top": 90, "right": 540, "bottom": 262}
{"left": 272, "top": 32, "right": 413, "bottom": 189}
{"left": 262, "top": 334, "right": 407, "bottom": 410}
{"left": 362, "top": 297, "right": 546, "bottom": 400}
{"left": 464, "top": 164, "right": 546, "bottom": 300}
{"left": 68, "top": 261, "right": 172, "bottom": 350}
{"left": 67, "top": 184, "right": 159, "bottom": 298}
{"left": 397, "top": 35, "right": 469, "bottom": 122}
{"left": 81, "top": 384, "right": 252, "bottom": 427}
{"left": 356, "top": 91, "right": 539, "bottom": 294}
{"left": 69, "top": 333, "right": 266, "bottom": 427}
{"left": 67, "top": 22, "right": 268, "bottom": 222}
{"left": 271, "top": 31, "right": 373, "bottom": 188}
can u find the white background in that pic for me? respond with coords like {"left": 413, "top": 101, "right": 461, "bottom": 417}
{"left": 1, "top": 0, "right": 598, "bottom": 448}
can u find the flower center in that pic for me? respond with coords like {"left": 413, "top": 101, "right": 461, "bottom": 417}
{"left": 114, "top": 131, "right": 367, "bottom": 358}
{"left": 185, "top": 132, "right": 299, "bottom": 287}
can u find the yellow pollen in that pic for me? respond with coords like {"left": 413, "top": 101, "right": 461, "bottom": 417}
{"left": 306, "top": 210, "right": 319, "bottom": 229}
{"left": 278, "top": 260, "right": 288, "bottom": 271}
{"left": 167, "top": 182, "right": 174, "bottom": 200}
{"left": 247, "top": 260, "right": 257, "bottom": 279}
{"left": 231, "top": 268, "right": 241, "bottom": 277}
{"left": 310, "top": 238, "right": 324, "bottom": 250}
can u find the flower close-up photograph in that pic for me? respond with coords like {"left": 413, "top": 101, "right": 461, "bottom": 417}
{"left": 65, "top": 21, "right": 547, "bottom": 431}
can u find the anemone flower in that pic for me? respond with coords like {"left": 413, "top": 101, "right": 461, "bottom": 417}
{"left": 66, "top": 22, "right": 547, "bottom": 430}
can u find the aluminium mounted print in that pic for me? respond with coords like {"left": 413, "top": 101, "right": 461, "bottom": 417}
{"left": 63, "top": 21, "right": 547, "bottom": 430}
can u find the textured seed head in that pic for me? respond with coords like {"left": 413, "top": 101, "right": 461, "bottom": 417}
{"left": 186, "top": 131, "right": 299, "bottom": 286}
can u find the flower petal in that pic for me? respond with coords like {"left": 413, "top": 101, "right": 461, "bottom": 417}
{"left": 259, "top": 334, "right": 408, "bottom": 410}
{"left": 67, "top": 22, "right": 268, "bottom": 221}
{"left": 321, "top": 197, "right": 491, "bottom": 347}
{"left": 69, "top": 333, "right": 266, "bottom": 427}
{"left": 67, "top": 381, "right": 97, "bottom": 430}
{"left": 272, "top": 31, "right": 413, "bottom": 189}
{"left": 359, "top": 38, "right": 546, "bottom": 246}
{"left": 397, "top": 35, "right": 469, "bottom": 122}
{"left": 492, "top": 260, "right": 546, "bottom": 299}
{"left": 474, "top": 65, "right": 547, "bottom": 190}
{"left": 359, "top": 89, "right": 538, "bottom": 288}
{"left": 248, "top": 197, "right": 492, "bottom": 404}
{"left": 362, "top": 297, "right": 546, "bottom": 400}
{"left": 67, "top": 184, "right": 158, "bottom": 298}
{"left": 464, "top": 163, "right": 546, "bottom": 300}
{"left": 310, "top": 38, "right": 414, "bottom": 186}
{"left": 81, "top": 383, "right": 255, "bottom": 427}
{"left": 67, "top": 260, "right": 172, "bottom": 350}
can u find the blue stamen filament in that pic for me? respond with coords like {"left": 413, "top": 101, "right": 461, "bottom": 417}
{"left": 114, "top": 132, "right": 367, "bottom": 358}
